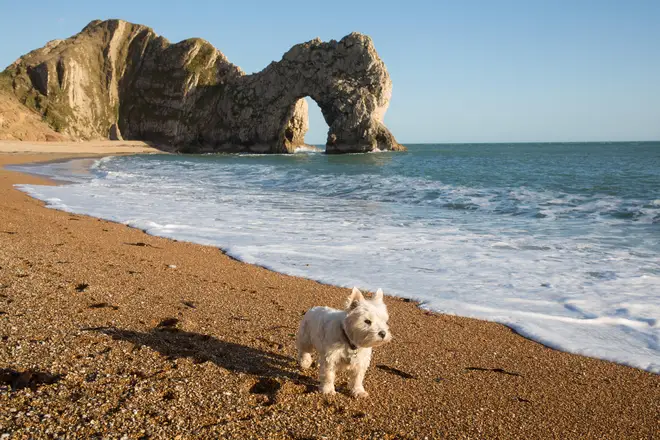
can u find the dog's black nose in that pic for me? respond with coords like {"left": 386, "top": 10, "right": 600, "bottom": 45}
{"left": 378, "top": 330, "right": 386, "bottom": 339}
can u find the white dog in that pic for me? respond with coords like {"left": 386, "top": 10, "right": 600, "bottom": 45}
{"left": 296, "top": 287, "right": 392, "bottom": 397}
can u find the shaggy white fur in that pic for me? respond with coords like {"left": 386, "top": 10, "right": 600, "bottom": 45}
{"left": 296, "top": 287, "right": 392, "bottom": 397}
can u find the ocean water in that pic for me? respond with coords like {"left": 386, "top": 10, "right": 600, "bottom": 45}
{"left": 10, "top": 143, "right": 660, "bottom": 373}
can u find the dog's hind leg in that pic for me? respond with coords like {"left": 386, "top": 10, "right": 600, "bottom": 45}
{"left": 296, "top": 319, "right": 314, "bottom": 369}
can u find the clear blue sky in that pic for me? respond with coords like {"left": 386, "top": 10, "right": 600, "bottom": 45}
{"left": 1, "top": 0, "right": 659, "bottom": 143}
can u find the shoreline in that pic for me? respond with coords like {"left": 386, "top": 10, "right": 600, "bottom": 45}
{"left": 1, "top": 149, "right": 658, "bottom": 438}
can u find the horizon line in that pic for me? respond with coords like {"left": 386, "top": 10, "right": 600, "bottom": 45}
{"left": 306, "top": 140, "right": 660, "bottom": 146}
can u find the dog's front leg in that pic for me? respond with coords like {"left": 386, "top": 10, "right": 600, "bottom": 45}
{"left": 349, "top": 350, "right": 372, "bottom": 398}
{"left": 318, "top": 356, "right": 337, "bottom": 395}
{"left": 348, "top": 369, "right": 368, "bottom": 398}
{"left": 348, "top": 363, "right": 369, "bottom": 398}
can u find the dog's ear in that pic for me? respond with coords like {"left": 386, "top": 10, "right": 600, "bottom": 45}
{"left": 346, "top": 287, "right": 364, "bottom": 310}
{"left": 373, "top": 288, "right": 384, "bottom": 302}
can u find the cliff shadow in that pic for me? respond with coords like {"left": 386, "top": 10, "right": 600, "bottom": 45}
{"left": 92, "top": 326, "right": 316, "bottom": 389}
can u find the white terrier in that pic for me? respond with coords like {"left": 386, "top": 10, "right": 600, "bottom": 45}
{"left": 296, "top": 287, "right": 392, "bottom": 397}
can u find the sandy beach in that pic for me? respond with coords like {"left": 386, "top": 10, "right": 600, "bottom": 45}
{"left": 0, "top": 146, "right": 658, "bottom": 439}
{"left": 0, "top": 140, "right": 161, "bottom": 155}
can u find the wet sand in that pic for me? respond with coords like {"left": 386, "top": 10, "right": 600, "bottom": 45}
{"left": 0, "top": 152, "right": 658, "bottom": 439}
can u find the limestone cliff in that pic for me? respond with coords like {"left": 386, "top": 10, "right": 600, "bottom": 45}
{"left": 2, "top": 19, "right": 404, "bottom": 153}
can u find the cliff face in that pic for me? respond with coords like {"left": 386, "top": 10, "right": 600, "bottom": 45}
{"left": 2, "top": 19, "right": 404, "bottom": 153}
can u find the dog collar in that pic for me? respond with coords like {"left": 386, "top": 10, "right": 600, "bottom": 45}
{"left": 341, "top": 324, "right": 358, "bottom": 351}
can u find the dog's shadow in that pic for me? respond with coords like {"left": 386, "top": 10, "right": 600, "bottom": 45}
{"left": 92, "top": 326, "right": 316, "bottom": 390}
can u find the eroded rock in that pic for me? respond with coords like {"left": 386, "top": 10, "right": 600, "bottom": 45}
{"left": 2, "top": 19, "right": 404, "bottom": 153}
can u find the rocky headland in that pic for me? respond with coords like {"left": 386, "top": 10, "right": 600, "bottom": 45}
{"left": 0, "top": 19, "right": 404, "bottom": 154}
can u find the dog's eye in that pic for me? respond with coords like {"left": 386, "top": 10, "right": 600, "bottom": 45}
{"left": 364, "top": 319, "right": 372, "bottom": 325}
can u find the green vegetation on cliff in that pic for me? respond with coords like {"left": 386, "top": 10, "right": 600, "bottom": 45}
{"left": 184, "top": 40, "right": 218, "bottom": 86}
{"left": 0, "top": 71, "right": 13, "bottom": 94}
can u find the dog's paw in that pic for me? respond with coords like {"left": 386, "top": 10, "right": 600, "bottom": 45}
{"left": 320, "top": 385, "right": 336, "bottom": 396}
{"left": 351, "top": 388, "right": 369, "bottom": 399}
{"left": 299, "top": 353, "right": 313, "bottom": 369}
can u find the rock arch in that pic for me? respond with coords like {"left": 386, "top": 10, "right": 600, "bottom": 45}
{"left": 222, "top": 33, "right": 405, "bottom": 153}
